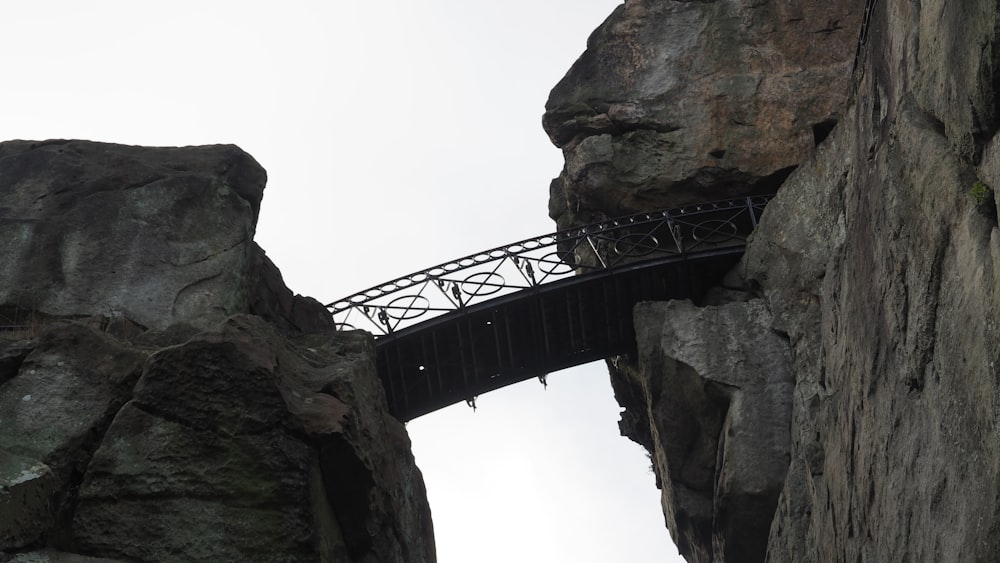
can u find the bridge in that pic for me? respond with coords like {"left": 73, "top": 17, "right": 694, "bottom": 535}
{"left": 329, "top": 195, "right": 771, "bottom": 421}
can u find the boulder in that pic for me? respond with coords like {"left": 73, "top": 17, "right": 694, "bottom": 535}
{"left": 738, "top": 0, "right": 1000, "bottom": 560}
{"left": 0, "top": 451, "right": 59, "bottom": 550}
{"left": 0, "top": 338, "right": 35, "bottom": 385}
{"left": 0, "top": 321, "right": 145, "bottom": 482}
{"left": 614, "top": 299, "right": 793, "bottom": 563}
{"left": 2, "top": 549, "right": 125, "bottom": 562}
{"left": 543, "top": 0, "right": 863, "bottom": 228}
{"left": 72, "top": 403, "right": 317, "bottom": 561}
{"left": 69, "top": 316, "right": 435, "bottom": 562}
{"left": 291, "top": 329, "right": 437, "bottom": 563}
{"left": 0, "top": 141, "right": 434, "bottom": 561}
{"left": 248, "top": 243, "right": 339, "bottom": 334}
{"left": 0, "top": 140, "right": 266, "bottom": 331}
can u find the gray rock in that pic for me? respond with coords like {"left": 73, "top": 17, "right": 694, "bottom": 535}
{"left": 248, "top": 242, "right": 339, "bottom": 334}
{"left": 0, "top": 140, "right": 266, "bottom": 331}
{"left": 617, "top": 299, "right": 792, "bottom": 563}
{"left": 543, "top": 0, "right": 1000, "bottom": 560}
{"left": 0, "top": 141, "right": 435, "bottom": 561}
{"left": 543, "top": 0, "right": 863, "bottom": 228}
{"left": 3, "top": 550, "right": 125, "bottom": 562}
{"left": 68, "top": 316, "right": 435, "bottom": 562}
{"left": 73, "top": 403, "right": 317, "bottom": 562}
{"left": 0, "top": 451, "right": 58, "bottom": 550}
{"left": 130, "top": 316, "right": 289, "bottom": 436}
{"left": 741, "top": 1, "right": 1000, "bottom": 560}
{"left": 0, "top": 322, "right": 145, "bottom": 481}
{"left": 279, "top": 328, "right": 436, "bottom": 563}
{"left": 0, "top": 338, "right": 35, "bottom": 385}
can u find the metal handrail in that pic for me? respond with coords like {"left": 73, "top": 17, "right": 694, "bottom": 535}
{"left": 328, "top": 195, "right": 771, "bottom": 335}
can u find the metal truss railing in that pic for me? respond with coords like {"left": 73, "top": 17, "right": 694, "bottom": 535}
{"left": 328, "top": 195, "right": 771, "bottom": 336}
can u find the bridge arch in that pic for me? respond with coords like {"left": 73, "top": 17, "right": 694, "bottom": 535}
{"left": 329, "top": 195, "right": 770, "bottom": 421}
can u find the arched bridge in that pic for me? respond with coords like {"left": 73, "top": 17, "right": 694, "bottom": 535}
{"left": 329, "top": 195, "right": 771, "bottom": 421}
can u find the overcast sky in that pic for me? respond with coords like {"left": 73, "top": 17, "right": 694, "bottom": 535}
{"left": 0, "top": 2, "right": 684, "bottom": 561}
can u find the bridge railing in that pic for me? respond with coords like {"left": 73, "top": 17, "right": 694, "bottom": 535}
{"left": 328, "top": 195, "right": 771, "bottom": 336}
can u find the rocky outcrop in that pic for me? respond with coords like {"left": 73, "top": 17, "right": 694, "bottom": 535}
{"left": 543, "top": 0, "right": 864, "bottom": 229}
{"left": 613, "top": 299, "right": 793, "bottom": 563}
{"left": 543, "top": 1, "right": 863, "bottom": 561}
{"left": 547, "top": 0, "right": 1000, "bottom": 561}
{"left": 0, "top": 142, "right": 434, "bottom": 562}
{"left": 737, "top": 0, "right": 1000, "bottom": 559}
{"left": 0, "top": 140, "right": 265, "bottom": 331}
{"left": 0, "top": 452, "right": 59, "bottom": 551}
{"left": 3, "top": 550, "right": 123, "bottom": 563}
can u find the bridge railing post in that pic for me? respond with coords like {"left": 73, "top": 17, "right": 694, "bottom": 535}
{"left": 585, "top": 235, "right": 610, "bottom": 269}
{"left": 667, "top": 219, "right": 684, "bottom": 254}
{"left": 450, "top": 282, "right": 464, "bottom": 307}
{"left": 747, "top": 196, "right": 760, "bottom": 229}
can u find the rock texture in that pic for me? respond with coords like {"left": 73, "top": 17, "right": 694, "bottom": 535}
{"left": 544, "top": 0, "right": 864, "bottom": 229}
{"left": 0, "top": 452, "right": 59, "bottom": 551}
{"left": 548, "top": 0, "right": 1000, "bottom": 561}
{"left": 739, "top": 1, "right": 1000, "bottom": 559}
{"left": 0, "top": 142, "right": 434, "bottom": 562}
{"left": 3, "top": 550, "right": 124, "bottom": 563}
{"left": 614, "top": 300, "right": 793, "bottom": 563}
{"left": 0, "top": 140, "right": 265, "bottom": 331}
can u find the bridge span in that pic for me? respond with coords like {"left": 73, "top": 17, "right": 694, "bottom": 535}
{"left": 329, "top": 195, "right": 771, "bottom": 421}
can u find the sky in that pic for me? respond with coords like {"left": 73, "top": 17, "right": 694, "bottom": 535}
{"left": 0, "top": 2, "right": 685, "bottom": 561}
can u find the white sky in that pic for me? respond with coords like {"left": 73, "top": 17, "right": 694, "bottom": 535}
{"left": 0, "top": 2, "right": 684, "bottom": 561}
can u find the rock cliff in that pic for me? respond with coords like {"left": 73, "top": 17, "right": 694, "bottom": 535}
{"left": 544, "top": 0, "right": 861, "bottom": 230}
{"left": 0, "top": 141, "right": 435, "bottom": 562}
{"left": 745, "top": 1, "right": 1000, "bottom": 560}
{"left": 547, "top": 0, "right": 1000, "bottom": 561}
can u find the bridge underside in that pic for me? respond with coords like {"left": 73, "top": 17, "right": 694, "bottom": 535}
{"left": 377, "top": 249, "right": 744, "bottom": 421}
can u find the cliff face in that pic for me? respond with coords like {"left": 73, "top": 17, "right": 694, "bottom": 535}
{"left": 746, "top": 1, "right": 1000, "bottom": 559}
{"left": 548, "top": 0, "right": 1000, "bottom": 561}
{"left": 0, "top": 141, "right": 434, "bottom": 562}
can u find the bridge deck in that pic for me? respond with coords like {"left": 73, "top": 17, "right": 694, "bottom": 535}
{"left": 378, "top": 249, "right": 743, "bottom": 421}
{"left": 329, "top": 195, "right": 770, "bottom": 421}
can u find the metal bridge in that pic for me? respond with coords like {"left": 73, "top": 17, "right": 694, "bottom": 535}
{"left": 329, "top": 195, "right": 771, "bottom": 421}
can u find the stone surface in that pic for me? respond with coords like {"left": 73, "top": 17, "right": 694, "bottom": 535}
{"left": 0, "top": 142, "right": 434, "bottom": 561}
{"left": 3, "top": 549, "right": 126, "bottom": 562}
{"left": 614, "top": 300, "right": 792, "bottom": 563}
{"left": 0, "top": 322, "right": 145, "bottom": 481}
{"left": 68, "top": 316, "right": 435, "bottom": 562}
{"left": 545, "top": 0, "right": 1000, "bottom": 560}
{"left": 735, "top": 0, "right": 1000, "bottom": 558}
{"left": 302, "top": 330, "right": 436, "bottom": 563}
{"left": 576, "top": 0, "right": 1000, "bottom": 561}
{"left": 0, "top": 312, "right": 435, "bottom": 562}
{"left": 249, "top": 242, "right": 339, "bottom": 334}
{"left": 0, "top": 452, "right": 59, "bottom": 550}
{"left": 0, "top": 140, "right": 266, "bottom": 331}
{"left": 73, "top": 402, "right": 317, "bottom": 561}
{"left": 544, "top": 0, "right": 864, "bottom": 229}
{"left": 0, "top": 339, "right": 34, "bottom": 385}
